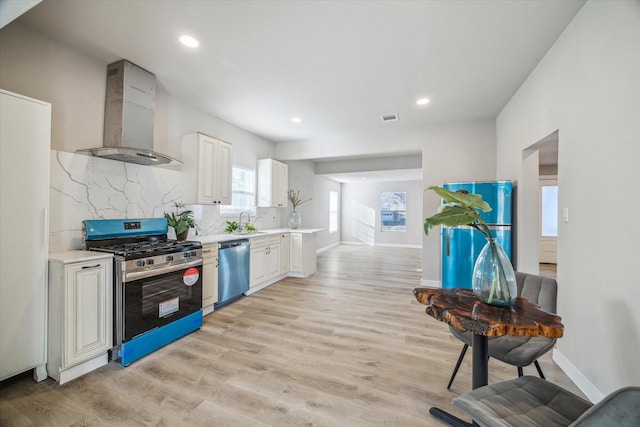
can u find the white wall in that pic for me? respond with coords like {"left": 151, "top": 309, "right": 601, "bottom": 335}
{"left": 0, "top": 23, "right": 275, "bottom": 163}
{"left": 341, "top": 180, "right": 422, "bottom": 247}
{"left": 0, "top": 23, "right": 281, "bottom": 240}
{"left": 496, "top": 0, "right": 640, "bottom": 399}
{"left": 286, "top": 160, "right": 341, "bottom": 251}
{"left": 276, "top": 119, "right": 497, "bottom": 282}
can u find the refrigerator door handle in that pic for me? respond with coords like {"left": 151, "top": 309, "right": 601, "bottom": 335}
{"left": 445, "top": 227, "right": 451, "bottom": 257}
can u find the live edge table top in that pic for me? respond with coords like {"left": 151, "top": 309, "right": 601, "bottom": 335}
{"left": 413, "top": 287, "right": 564, "bottom": 338}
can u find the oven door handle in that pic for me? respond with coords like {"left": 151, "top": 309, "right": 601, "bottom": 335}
{"left": 124, "top": 258, "right": 203, "bottom": 281}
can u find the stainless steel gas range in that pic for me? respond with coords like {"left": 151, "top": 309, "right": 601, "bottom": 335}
{"left": 83, "top": 218, "right": 203, "bottom": 366}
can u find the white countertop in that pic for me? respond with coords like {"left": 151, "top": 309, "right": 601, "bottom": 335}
{"left": 195, "top": 228, "right": 324, "bottom": 245}
{"left": 49, "top": 250, "right": 113, "bottom": 263}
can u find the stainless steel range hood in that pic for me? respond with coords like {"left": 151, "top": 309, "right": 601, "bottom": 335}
{"left": 78, "top": 60, "right": 179, "bottom": 166}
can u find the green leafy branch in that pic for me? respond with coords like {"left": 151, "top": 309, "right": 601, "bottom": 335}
{"left": 288, "top": 189, "right": 312, "bottom": 210}
{"left": 424, "top": 186, "right": 493, "bottom": 240}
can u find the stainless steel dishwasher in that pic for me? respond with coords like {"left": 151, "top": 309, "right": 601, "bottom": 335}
{"left": 215, "top": 239, "right": 250, "bottom": 308}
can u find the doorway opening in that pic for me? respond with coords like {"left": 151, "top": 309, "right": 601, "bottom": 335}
{"left": 523, "top": 130, "right": 559, "bottom": 278}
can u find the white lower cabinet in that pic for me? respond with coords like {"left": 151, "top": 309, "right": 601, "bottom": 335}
{"left": 289, "top": 232, "right": 317, "bottom": 278}
{"left": 279, "top": 233, "right": 290, "bottom": 274}
{"left": 48, "top": 252, "right": 113, "bottom": 385}
{"left": 267, "top": 242, "right": 281, "bottom": 279}
{"left": 250, "top": 244, "right": 267, "bottom": 287}
{"left": 250, "top": 235, "right": 282, "bottom": 289}
{"left": 236, "top": 230, "right": 318, "bottom": 295}
{"left": 202, "top": 243, "right": 218, "bottom": 314}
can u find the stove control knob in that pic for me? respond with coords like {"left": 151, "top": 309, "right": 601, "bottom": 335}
{"left": 184, "top": 252, "right": 191, "bottom": 258}
{"left": 166, "top": 255, "right": 174, "bottom": 262}
{"left": 136, "top": 260, "right": 145, "bottom": 267}
{"left": 146, "top": 259, "right": 154, "bottom": 265}
{"left": 190, "top": 251, "right": 197, "bottom": 257}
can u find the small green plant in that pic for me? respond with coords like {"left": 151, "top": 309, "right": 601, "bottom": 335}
{"left": 224, "top": 220, "right": 238, "bottom": 234}
{"left": 224, "top": 220, "right": 258, "bottom": 233}
{"left": 164, "top": 202, "right": 196, "bottom": 236}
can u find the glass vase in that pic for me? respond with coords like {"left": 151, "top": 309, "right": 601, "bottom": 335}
{"left": 288, "top": 210, "right": 301, "bottom": 229}
{"left": 472, "top": 239, "right": 517, "bottom": 307}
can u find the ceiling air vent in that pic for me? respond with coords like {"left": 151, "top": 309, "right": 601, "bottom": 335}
{"left": 381, "top": 113, "right": 399, "bottom": 122}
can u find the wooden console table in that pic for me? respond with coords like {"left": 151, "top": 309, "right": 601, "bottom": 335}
{"left": 413, "top": 287, "right": 564, "bottom": 427}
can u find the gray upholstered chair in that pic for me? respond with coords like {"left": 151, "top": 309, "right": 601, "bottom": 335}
{"left": 453, "top": 375, "right": 640, "bottom": 427}
{"left": 447, "top": 272, "right": 558, "bottom": 389}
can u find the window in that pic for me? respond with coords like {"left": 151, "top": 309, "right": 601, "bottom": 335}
{"left": 329, "top": 191, "right": 339, "bottom": 233}
{"left": 220, "top": 166, "right": 256, "bottom": 215}
{"left": 380, "top": 192, "right": 406, "bottom": 232}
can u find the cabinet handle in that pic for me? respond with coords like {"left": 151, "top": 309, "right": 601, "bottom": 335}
{"left": 82, "top": 264, "right": 101, "bottom": 269}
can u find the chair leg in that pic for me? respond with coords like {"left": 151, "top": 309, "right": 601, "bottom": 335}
{"left": 534, "top": 360, "right": 546, "bottom": 379}
{"left": 517, "top": 366, "right": 524, "bottom": 377}
{"left": 447, "top": 344, "right": 468, "bottom": 390}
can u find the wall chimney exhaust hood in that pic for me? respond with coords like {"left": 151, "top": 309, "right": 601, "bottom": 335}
{"left": 78, "top": 60, "right": 179, "bottom": 166}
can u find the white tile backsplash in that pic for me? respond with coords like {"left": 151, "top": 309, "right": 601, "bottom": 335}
{"left": 49, "top": 150, "right": 282, "bottom": 251}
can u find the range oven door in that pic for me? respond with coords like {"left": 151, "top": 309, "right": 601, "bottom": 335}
{"left": 122, "top": 259, "right": 202, "bottom": 342}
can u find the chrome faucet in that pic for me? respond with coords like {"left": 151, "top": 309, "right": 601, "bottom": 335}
{"left": 238, "top": 211, "right": 250, "bottom": 232}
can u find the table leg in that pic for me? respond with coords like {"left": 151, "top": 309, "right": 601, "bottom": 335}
{"left": 429, "top": 334, "right": 488, "bottom": 426}
{"left": 472, "top": 334, "right": 488, "bottom": 389}
{"left": 429, "top": 408, "right": 473, "bottom": 427}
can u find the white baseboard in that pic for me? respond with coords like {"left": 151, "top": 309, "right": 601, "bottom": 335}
{"left": 57, "top": 352, "right": 108, "bottom": 385}
{"left": 339, "top": 240, "right": 421, "bottom": 249}
{"left": 553, "top": 349, "right": 603, "bottom": 403}
{"left": 340, "top": 241, "right": 368, "bottom": 246}
{"left": 372, "top": 243, "right": 422, "bottom": 249}
{"left": 420, "top": 279, "right": 441, "bottom": 286}
{"left": 317, "top": 242, "right": 340, "bottom": 254}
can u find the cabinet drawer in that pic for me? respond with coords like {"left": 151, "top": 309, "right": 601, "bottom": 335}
{"left": 202, "top": 243, "right": 218, "bottom": 259}
{"left": 250, "top": 236, "right": 268, "bottom": 247}
{"left": 267, "top": 236, "right": 280, "bottom": 245}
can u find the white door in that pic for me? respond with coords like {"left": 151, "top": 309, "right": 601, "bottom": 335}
{"left": 0, "top": 91, "right": 50, "bottom": 381}
{"left": 215, "top": 140, "right": 233, "bottom": 205}
{"left": 539, "top": 178, "right": 558, "bottom": 264}
{"left": 64, "top": 261, "right": 112, "bottom": 368}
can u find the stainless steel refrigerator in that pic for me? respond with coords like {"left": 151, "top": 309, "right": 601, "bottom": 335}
{"left": 441, "top": 181, "right": 514, "bottom": 289}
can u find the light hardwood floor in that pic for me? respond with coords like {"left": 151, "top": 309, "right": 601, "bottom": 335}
{"left": 0, "top": 245, "right": 581, "bottom": 426}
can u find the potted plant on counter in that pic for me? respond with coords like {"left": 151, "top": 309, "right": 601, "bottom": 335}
{"left": 164, "top": 202, "right": 196, "bottom": 240}
{"left": 287, "top": 189, "right": 311, "bottom": 229}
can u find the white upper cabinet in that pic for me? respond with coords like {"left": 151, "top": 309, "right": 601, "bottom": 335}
{"left": 257, "top": 158, "right": 288, "bottom": 207}
{"left": 182, "top": 132, "right": 232, "bottom": 205}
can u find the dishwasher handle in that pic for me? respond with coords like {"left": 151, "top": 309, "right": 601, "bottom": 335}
{"left": 219, "top": 239, "right": 250, "bottom": 249}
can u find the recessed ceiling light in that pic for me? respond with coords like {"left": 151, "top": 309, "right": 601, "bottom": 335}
{"left": 416, "top": 98, "right": 430, "bottom": 106}
{"left": 291, "top": 117, "right": 302, "bottom": 124}
{"left": 179, "top": 35, "right": 199, "bottom": 48}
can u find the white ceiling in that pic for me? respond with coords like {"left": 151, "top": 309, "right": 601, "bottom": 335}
{"left": 16, "top": 0, "right": 585, "bottom": 147}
